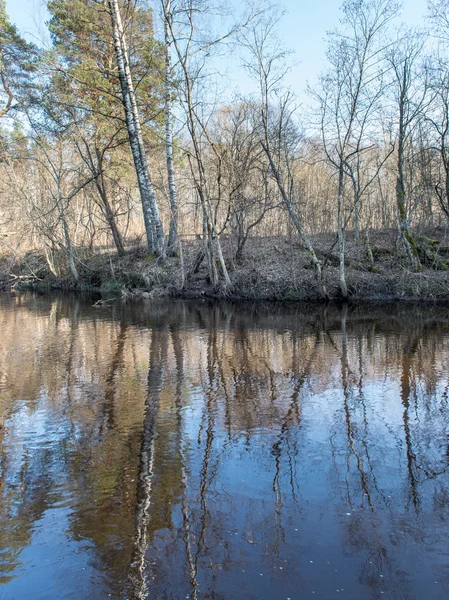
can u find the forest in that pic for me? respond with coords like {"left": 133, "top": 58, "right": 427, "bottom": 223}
{"left": 1, "top": 0, "right": 449, "bottom": 300}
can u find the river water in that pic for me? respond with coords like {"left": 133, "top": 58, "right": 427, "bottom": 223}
{"left": 0, "top": 293, "right": 448, "bottom": 599}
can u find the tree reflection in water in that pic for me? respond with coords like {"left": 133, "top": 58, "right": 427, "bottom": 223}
{"left": 0, "top": 294, "right": 448, "bottom": 599}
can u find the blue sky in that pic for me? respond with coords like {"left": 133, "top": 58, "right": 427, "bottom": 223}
{"left": 6, "top": 0, "right": 429, "bottom": 98}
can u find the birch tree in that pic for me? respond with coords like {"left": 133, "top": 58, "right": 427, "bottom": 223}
{"left": 242, "top": 19, "right": 326, "bottom": 296}
{"left": 107, "top": 0, "right": 165, "bottom": 256}
{"left": 162, "top": 0, "right": 179, "bottom": 255}
{"left": 164, "top": 0, "right": 252, "bottom": 287}
{"left": 313, "top": 0, "right": 400, "bottom": 297}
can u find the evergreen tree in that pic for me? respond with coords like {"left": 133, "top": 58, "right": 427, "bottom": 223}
{"left": 45, "top": 0, "right": 166, "bottom": 254}
{"left": 0, "top": 0, "right": 37, "bottom": 117}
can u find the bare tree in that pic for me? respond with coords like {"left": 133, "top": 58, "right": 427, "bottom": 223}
{"left": 427, "top": 64, "right": 449, "bottom": 221}
{"left": 23, "top": 130, "right": 95, "bottom": 280}
{"left": 426, "top": 3, "right": 449, "bottom": 224}
{"left": 242, "top": 19, "right": 327, "bottom": 296}
{"left": 428, "top": 0, "right": 449, "bottom": 41}
{"left": 74, "top": 131, "right": 126, "bottom": 255}
{"left": 205, "top": 101, "right": 276, "bottom": 261}
{"left": 388, "top": 30, "right": 428, "bottom": 269}
{"left": 313, "top": 0, "right": 400, "bottom": 297}
{"left": 163, "top": 0, "right": 258, "bottom": 287}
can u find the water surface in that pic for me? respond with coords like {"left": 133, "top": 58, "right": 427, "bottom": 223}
{"left": 0, "top": 293, "right": 449, "bottom": 599}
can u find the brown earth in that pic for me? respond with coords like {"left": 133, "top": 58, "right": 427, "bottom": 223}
{"left": 1, "top": 230, "right": 449, "bottom": 302}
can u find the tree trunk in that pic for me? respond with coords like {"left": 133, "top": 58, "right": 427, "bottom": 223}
{"left": 102, "top": 190, "right": 125, "bottom": 255}
{"left": 60, "top": 204, "right": 78, "bottom": 281}
{"left": 203, "top": 207, "right": 218, "bottom": 286}
{"left": 93, "top": 147, "right": 125, "bottom": 254}
{"left": 108, "top": 0, "right": 165, "bottom": 256}
{"left": 171, "top": 26, "right": 231, "bottom": 288}
{"left": 43, "top": 242, "right": 58, "bottom": 277}
{"left": 337, "top": 163, "right": 348, "bottom": 298}
{"left": 354, "top": 201, "right": 359, "bottom": 242}
{"left": 95, "top": 175, "right": 125, "bottom": 255}
{"left": 396, "top": 66, "right": 421, "bottom": 271}
{"left": 163, "top": 0, "right": 179, "bottom": 255}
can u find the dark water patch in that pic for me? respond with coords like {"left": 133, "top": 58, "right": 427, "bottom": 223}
{"left": 0, "top": 293, "right": 448, "bottom": 599}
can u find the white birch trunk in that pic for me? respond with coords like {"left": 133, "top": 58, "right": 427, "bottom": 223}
{"left": 108, "top": 0, "right": 165, "bottom": 256}
{"left": 170, "top": 22, "right": 231, "bottom": 288}
{"left": 337, "top": 163, "right": 348, "bottom": 298}
{"left": 163, "top": 0, "right": 179, "bottom": 255}
{"left": 129, "top": 328, "right": 166, "bottom": 598}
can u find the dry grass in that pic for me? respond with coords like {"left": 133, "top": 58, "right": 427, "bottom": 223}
{"left": 2, "top": 229, "right": 449, "bottom": 301}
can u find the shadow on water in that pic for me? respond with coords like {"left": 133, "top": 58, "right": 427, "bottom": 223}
{"left": 0, "top": 293, "right": 449, "bottom": 598}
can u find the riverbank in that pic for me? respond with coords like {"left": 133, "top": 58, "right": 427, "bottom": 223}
{"left": 2, "top": 231, "right": 449, "bottom": 301}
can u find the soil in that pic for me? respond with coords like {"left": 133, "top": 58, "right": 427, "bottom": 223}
{"left": 2, "top": 230, "right": 449, "bottom": 302}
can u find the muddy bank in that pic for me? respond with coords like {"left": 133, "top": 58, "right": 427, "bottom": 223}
{"left": 1, "top": 232, "right": 449, "bottom": 302}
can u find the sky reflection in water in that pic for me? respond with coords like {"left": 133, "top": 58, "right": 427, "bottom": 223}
{"left": 0, "top": 293, "right": 448, "bottom": 599}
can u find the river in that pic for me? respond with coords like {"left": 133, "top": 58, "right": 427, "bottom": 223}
{"left": 0, "top": 293, "right": 448, "bottom": 599}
